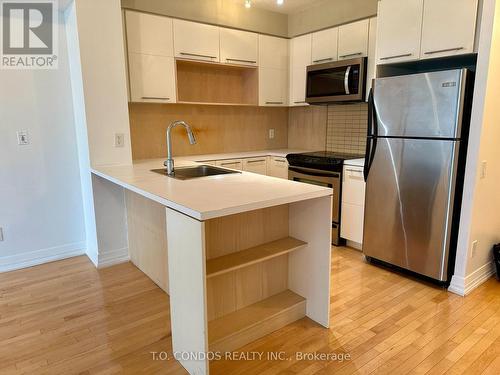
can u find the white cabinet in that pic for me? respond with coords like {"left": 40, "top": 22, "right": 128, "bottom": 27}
{"left": 311, "top": 27, "right": 338, "bottom": 64}
{"left": 341, "top": 164, "right": 365, "bottom": 246}
{"left": 216, "top": 159, "right": 243, "bottom": 170}
{"left": 376, "top": 0, "right": 424, "bottom": 64}
{"left": 259, "top": 35, "right": 288, "bottom": 106}
{"left": 289, "top": 35, "right": 312, "bottom": 107}
{"left": 366, "top": 17, "right": 377, "bottom": 100}
{"left": 128, "top": 54, "right": 176, "bottom": 103}
{"left": 220, "top": 28, "right": 258, "bottom": 66}
{"left": 338, "top": 19, "right": 369, "bottom": 60}
{"left": 420, "top": 0, "right": 478, "bottom": 59}
{"left": 125, "top": 11, "right": 176, "bottom": 103}
{"left": 173, "top": 19, "right": 220, "bottom": 62}
{"left": 125, "top": 11, "right": 173, "bottom": 56}
{"left": 266, "top": 156, "right": 289, "bottom": 179}
{"left": 242, "top": 157, "right": 267, "bottom": 175}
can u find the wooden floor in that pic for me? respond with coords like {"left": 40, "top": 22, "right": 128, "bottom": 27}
{"left": 1, "top": 247, "right": 499, "bottom": 374}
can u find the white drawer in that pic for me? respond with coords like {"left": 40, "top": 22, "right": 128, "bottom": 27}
{"left": 342, "top": 166, "right": 365, "bottom": 205}
{"left": 340, "top": 202, "right": 365, "bottom": 244}
{"left": 215, "top": 159, "right": 243, "bottom": 170}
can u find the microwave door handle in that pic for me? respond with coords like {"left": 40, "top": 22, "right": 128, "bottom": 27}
{"left": 344, "top": 66, "right": 351, "bottom": 95}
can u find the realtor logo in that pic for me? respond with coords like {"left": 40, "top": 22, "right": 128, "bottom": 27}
{"left": 1, "top": 0, "right": 58, "bottom": 69}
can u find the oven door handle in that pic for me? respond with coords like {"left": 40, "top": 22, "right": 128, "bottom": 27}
{"left": 289, "top": 166, "right": 339, "bottom": 178}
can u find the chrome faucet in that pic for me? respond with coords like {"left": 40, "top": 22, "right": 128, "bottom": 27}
{"left": 164, "top": 120, "right": 197, "bottom": 175}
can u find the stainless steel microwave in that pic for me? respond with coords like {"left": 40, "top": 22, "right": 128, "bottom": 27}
{"left": 305, "top": 57, "right": 367, "bottom": 104}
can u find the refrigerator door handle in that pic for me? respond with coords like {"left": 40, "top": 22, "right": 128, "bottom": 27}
{"left": 364, "top": 89, "right": 377, "bottom": 181}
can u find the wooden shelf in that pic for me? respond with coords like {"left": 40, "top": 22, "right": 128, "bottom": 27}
{"left": 176, "top": 59, "right": 258, "bottom": 105}
{"left": 208, "top": 290, "right": 306, "bottom": 352}
{"left": 206, "top": 237, "right": 307, "bottom": 279}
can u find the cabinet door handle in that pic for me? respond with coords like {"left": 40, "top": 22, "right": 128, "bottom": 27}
{"left": 313, "top": 57, "right": 334, "bottom": 63}
{"left": 339, "top": 52, "right": 363, "bottom": 58}
{"left": 226, "top": 58, "right": 257, "bottom": 64}
{"left": 180, "top": 52, "right": 217, "bottom": 59}
{"left": 380, "top": 53, "right": 412, "bottom": 61}
{"left": 141, "top": 96, "right": 170, "bottom": 100}
{"left": 220, "top": 162, "right": 239, "bottom": 166}
{"left": 266, "top": 101, "right": 284, "bottom": 105}
{"left": 294, "top": 101, "right": 307, "bottom": 104}
{"left": 274, "top": 159, "right": 287, "bottom": 163}
{"left": 345, "top": 168, "right": 363, "bottom": 174}
{"left": 424, "top": 47, "right": 464, "bottom": 55}
{"left": 246, "top": 159, "right": 265, "bottom": 163}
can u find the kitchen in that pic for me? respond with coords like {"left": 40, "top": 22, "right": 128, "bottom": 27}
{"left": 1, "top": 0, "right": 500, "bottom": 374}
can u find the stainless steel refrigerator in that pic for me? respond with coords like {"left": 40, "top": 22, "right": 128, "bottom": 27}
{"left": 363, "top": 69, "right": 474, "bottom": 282}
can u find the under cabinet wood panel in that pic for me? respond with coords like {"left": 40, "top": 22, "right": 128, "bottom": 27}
{"left": 126, "top": 190, "right": 168, "bottom": 293}
{"left": 176, "top": 60, "right": 258, "bottom": 106}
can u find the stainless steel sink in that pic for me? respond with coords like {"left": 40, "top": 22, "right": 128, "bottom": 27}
{"left": 151, "top": 165, "right": 241, "bottom": 180}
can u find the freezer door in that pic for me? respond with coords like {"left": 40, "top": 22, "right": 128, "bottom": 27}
{"left": 363, "top": 138, "right": 459, "bottom": 281}
{"left": 373, "top": 70, "right": 466, "bottom": 138}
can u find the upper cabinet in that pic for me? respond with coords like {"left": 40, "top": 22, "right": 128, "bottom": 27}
{"left": 173, "top": 20, "right": 220, "bottom": 62}
{"left": 311, "top": 27, "right": 338, "bottom": 64}
{"left": 259, "top": 35, "right": 288, "bottom": 106}
{"left": 289, "top": 34, "right": 312, "bottom": 106}
{"left": 220, "top": 29, "right": 258, "bottom": 66}
{"left": 376, "top": 0, "right": 424, "bottom": 64}
{"left": 125, "top": 11, "right": 176, "bottom": 103}
{"left": 126, "top": 11, "right": 173, "bottom": 56}
{"left": 377, "top": 0, "right": 478, "bottom": 65}
{"left": 420, "top": 0, "right": 478, "bottom": 59}
{"left": 338, "top": 19, "right": 369, "bottom": 60}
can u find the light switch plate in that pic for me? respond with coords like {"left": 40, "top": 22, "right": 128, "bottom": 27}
{"left": 480, "top": 160, "right": 487, "bottom": 179}
{"left": 114, "top": 133, "right": 125, "bottom": 148}
{"left": 268, "top": 128, "right": 275, "bottom": 139}
{"left": 17, "top": 131, "right": 29, "bottom": 145}
{"left": 471, "top": 240, "right": 478, "bottom": 258}
{"left": 0, "top": 227, "right": 3, "bottom": 241}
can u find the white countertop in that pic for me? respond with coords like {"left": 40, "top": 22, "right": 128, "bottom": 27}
{"left": 344, "top": 158, "right": 365, "bottom": 167}
{"left": 92, "top": 152, "right": 332, "bottom": 221}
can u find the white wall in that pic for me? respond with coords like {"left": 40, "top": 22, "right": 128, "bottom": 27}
{"left": 0, "top": 14, "right": 86, "bottom": 271}
{"left": 65, "top": 0, "right": 132, "bottom": 268}
{"left": 450, "top": 0, "right": 500, "bottom": 295}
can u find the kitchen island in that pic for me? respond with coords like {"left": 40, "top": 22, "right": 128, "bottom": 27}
{"left": 91, "top": 157, "right": 332, "bottom": 375}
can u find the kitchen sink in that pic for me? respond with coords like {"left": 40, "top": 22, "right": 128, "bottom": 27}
{"left": 151, "top": 165, "right": 241, "bottom": 180}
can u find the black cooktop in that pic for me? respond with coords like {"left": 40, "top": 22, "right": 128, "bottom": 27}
{"left": 287, "top": 151, "right": 364, "bottom": 172}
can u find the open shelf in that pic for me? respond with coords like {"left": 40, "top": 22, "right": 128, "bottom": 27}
{"left": 176, "top": 59, "right": 258, "bottom": 106}
{"left": 208, "top": 290, "right": 306, "bottom": 352}
{"left": 206, "top": 237, "right": 307, "bottom": 279}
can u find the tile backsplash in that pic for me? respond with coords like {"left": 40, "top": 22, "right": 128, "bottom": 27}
{"left": 326, "top": 103, "right": 368, "bottom": 155}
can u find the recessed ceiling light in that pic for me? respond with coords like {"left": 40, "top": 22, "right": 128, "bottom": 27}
{"left": 245, "top": 0, "right": 251, "bottom": 8}
{"left": 277, "top": 0, "right": 284, "bottom": 5}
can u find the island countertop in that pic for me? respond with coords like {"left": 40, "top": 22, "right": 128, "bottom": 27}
{"left": 91, "top": 157, "right": 332, "bottom": 221}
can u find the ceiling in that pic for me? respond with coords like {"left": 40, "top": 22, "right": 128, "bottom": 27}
{"left": 238, "top": 0, "right": 325, "bottom": 14}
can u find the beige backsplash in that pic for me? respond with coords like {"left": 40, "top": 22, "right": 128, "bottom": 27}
{"left": 129, "top": 103, "right": 288, "bottom": 160}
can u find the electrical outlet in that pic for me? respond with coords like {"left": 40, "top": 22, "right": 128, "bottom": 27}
{"left": 114, "top": 133, "right": 125, "bottom": 148}
{"left": 471, "top": 240, "right": 478, "bottom": 258}
{"left": 17, "top": 130, "right": 29, "bottom": 145}
{"left": 0, "top": 227, "right": 4, "bottom": 242}
{"left": 268, "top": 128, "right": 275, "bottom": 139}
{"left": 480, "top": 160, "right": 487, "bottom": 179}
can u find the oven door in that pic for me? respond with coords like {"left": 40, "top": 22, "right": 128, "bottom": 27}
{"left": 288, "top": 166, "right": 340, "bottom": 223}
{"left": 306, "top": 57, "right": 366, "bottom": 103}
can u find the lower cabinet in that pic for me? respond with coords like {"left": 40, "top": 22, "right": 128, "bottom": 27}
{"left": 215, "top": 159, "right": 243, "bottom": 170}
{"left": 242, "top": 157, "right": 267, "bottom": 175}
{"left": 267, "top": 156, "right": 289, "bottom": 179}
{"left": 341, "top": 164, "right": 365, "bottom": 247}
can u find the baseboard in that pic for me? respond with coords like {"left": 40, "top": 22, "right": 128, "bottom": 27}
{"left": 0, "top": 242, "right": 86, "bottom": 273}
{"left": 97, "top": 247, "right": 129, "bottom": 268}
{"left": 448, "top": 261, "right": 496, "bottom": 296}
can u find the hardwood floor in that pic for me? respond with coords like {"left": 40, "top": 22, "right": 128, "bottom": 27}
{"left": 1, "top": 247, "right": 499, "bottom": 374}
